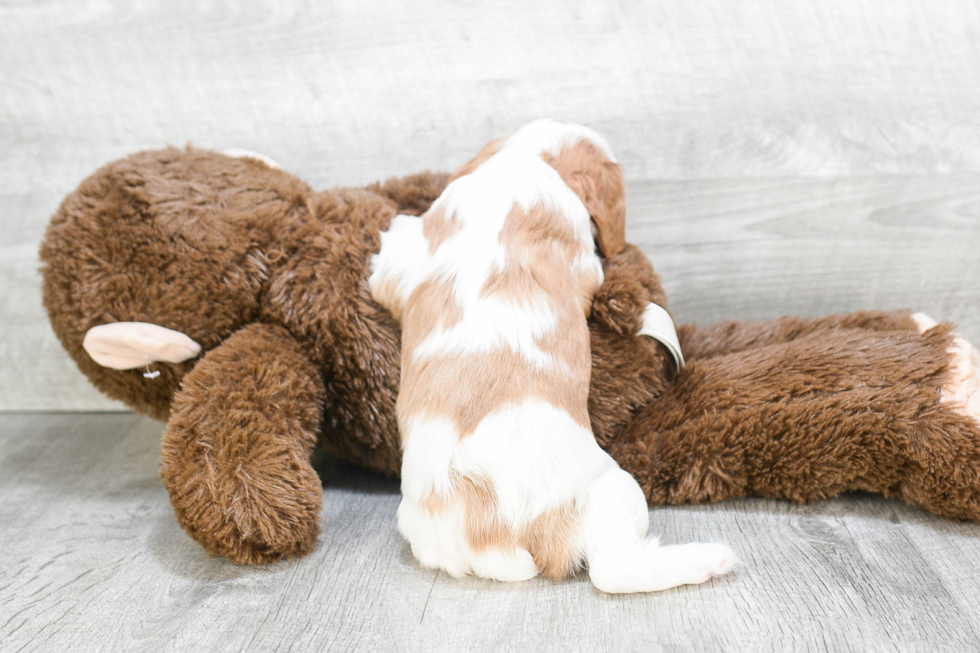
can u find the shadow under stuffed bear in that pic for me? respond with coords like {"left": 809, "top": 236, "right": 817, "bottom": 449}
{"left": 39, "top": 145, "right": 980, "bottom": 565}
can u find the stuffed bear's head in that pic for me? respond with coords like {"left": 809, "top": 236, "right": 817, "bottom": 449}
{"left": 39, "top": 148, "right": 315, "bottom": 419}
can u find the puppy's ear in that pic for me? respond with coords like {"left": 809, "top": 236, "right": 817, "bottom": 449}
{"left": 582, "top": 159, "right": 626, "bottom": 258}
{"left": 547, "top": 143, "right": 626, "bottom": 258}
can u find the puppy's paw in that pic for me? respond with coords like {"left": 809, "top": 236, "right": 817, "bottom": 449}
{"left": 683, "top": 542, "right": 738, "bottom": 584}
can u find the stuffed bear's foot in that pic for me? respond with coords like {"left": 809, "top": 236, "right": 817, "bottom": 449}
{"left": 889, "top": 314, "right": 980, "bottom": 522}
{"left": 913, "top": 313, "right": 980, "bottom": 426}
{"left": 943, "top": 333, "right": 980, "bottom": 423}
{"left": 160, "top": 324, "right": 326, "bottom": 564}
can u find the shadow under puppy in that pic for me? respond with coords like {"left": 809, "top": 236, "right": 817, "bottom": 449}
{"left": 369, "top": 120, "right": 736, "bottom": 593}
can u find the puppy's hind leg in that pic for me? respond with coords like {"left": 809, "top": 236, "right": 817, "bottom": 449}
{"left": 469, "top": 546, "right": 540, "bottom": 583}
{"left": 582, "top": 466, "right": 737, "bottom": 594}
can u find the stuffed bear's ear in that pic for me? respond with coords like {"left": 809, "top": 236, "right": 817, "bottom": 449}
{"left": 82, "top": 322, "right": 202, "bottom": 370}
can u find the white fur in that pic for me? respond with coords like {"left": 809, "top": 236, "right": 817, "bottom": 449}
{"left": 397, "top": 399, "right": 737, "bottom": 591}
{"left": 370, "top": 121, "right": 736, "bottom": 593}
{"left": 369, "top": 214, "right": 433, "bottom": 315}
{"left": 502, "top": 119, "right": 617, "bottom": 163}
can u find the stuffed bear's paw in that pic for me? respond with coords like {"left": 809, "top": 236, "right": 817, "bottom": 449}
{"left": 163, "top": 445, "right": 323, "bottom": 565}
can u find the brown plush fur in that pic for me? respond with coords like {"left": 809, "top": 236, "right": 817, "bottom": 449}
{"left": 39, "top": 147, "right": 980, "bottom": 564}
{"left": 160, "top": 323, "right": 325, "bottom": 562}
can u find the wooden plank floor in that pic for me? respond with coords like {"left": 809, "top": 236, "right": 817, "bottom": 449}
{"left": 2, "top": 413, "right": 980, "bottom": 652}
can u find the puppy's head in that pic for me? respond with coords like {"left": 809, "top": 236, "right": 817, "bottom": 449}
{"left": 449, "top": 120, "right": 627, "bottom": 258}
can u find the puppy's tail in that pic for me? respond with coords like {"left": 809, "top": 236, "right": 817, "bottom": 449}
{"left": 581, "top": 466, "right": 737, "bottom": 593}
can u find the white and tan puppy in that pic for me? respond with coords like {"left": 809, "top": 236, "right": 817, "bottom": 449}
{"left": 369, "top": 120, "right": 736, "bottom": 593}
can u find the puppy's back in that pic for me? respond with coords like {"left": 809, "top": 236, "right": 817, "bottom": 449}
{"left": 372, "top": 120, "right": 629, "bottom": 581}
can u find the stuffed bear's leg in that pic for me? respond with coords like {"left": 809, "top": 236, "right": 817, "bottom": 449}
{"left": 160, "top": 323, "right": 325, "bottom": 564}
{"left": 608, "top": 323, "right": 980, "bottom": 521}
{"left": 900, "top": 317, "right": 980, "bottom": 519}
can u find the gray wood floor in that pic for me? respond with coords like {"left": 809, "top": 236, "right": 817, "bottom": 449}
{"left": 2, "top": 413, "right": 980, "bottom": 652}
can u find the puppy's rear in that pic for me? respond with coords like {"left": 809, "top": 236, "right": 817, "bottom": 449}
{"left": 370, "top": 120, "right": 736, "bottom": 592}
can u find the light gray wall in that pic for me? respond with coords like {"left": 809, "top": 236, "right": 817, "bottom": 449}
{"left": 3, "top": 0, "right": 979, "bottom": 410}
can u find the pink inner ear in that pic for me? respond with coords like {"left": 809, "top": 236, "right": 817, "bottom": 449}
{"left": 82, "top": 322, "right": 202, "bottom": 370}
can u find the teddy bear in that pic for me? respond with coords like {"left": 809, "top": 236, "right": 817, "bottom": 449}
{"left": 39, "top": 145, "right": 980, "bottom": 565}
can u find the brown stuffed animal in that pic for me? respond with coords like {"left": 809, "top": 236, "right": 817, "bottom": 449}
{"left": 40, "top": 146, "right": 980, "bottom": 565}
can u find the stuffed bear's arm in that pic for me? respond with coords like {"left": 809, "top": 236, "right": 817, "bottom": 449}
{"left": 159, "top": 323, "right": 325, "bottom": 564}
{"left": 365, "top": 171, "right": 451, "bottom": 216}
{"left": 676, "top": 309, "right": 918, "bottom": 361}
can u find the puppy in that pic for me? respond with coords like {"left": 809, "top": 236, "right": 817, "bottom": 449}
{"left": 369, "top": 120, "right": 736, "bottom": 593}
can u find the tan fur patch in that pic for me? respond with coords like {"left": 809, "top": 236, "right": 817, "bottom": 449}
{"left": 420, "top": 475, "right": 514, "bottom": 549}
{"left": 518, "top": 501, "right": 581, "bottom": 579}
{"left": 487, "top": 205, "right": 602, "bottom": 316}
{"left": 429, "top": 473, "right": 580, "bottom": 579}
{"left": 401, "top": 278, "right": 464, "bottom": 356}
{"left": 422, "top": 205, "right": 461, "bottom": 255}
{"left": 457, "top": 475, "right": 514, "bottom": 552}
{"left": 421, "top": 488, "right": 450, "bottom": 515}
{"left": 398, "top": 342, "right": 591, "bottom": 437}
{"left": 370, "top": 277, "right": 408, "bottom": 322}
{"left": 543, "top": 141, "right": 626, "bottom": 257}
{"left": 497, "top": 205, "right": 583, "bottom": 261}
{"left": 399, "top": 201, "right": 597, "bottom": 437}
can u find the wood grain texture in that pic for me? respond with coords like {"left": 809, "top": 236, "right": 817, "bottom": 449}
{"left": 2, "top": 413, "right": 980, "bottom": 652}
{"left": 629, "top": 174, "right": 980, "bottom": 343}
{"left": 3, "top": 0, "right": 980, "bottom": 410}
